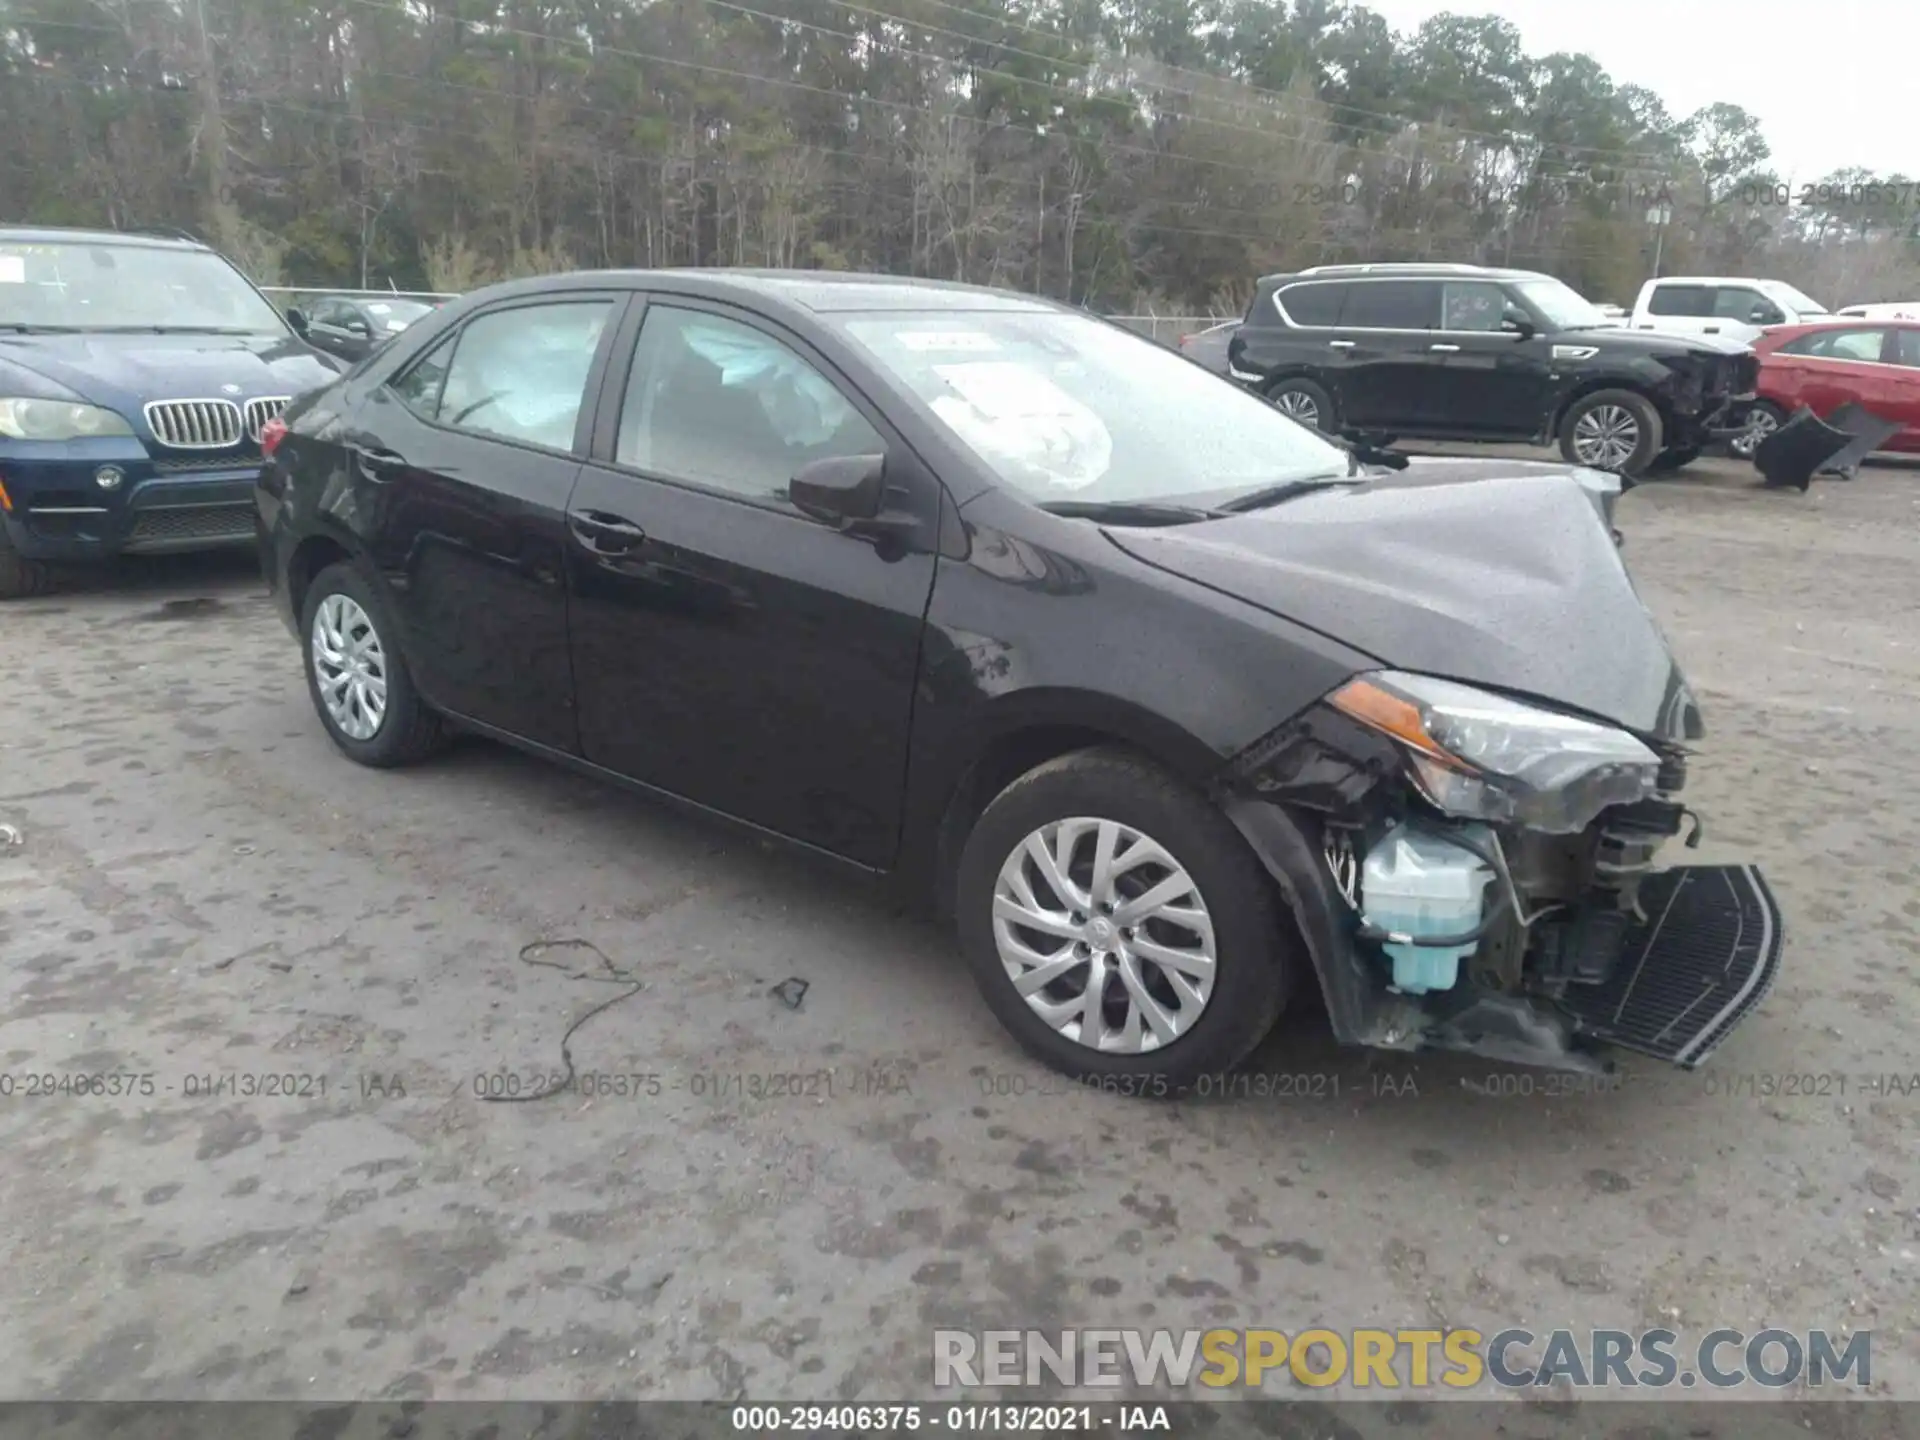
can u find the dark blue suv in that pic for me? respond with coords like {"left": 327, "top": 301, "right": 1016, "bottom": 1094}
{"left": 0, "top": 227, "right": 342, "bottom": 597}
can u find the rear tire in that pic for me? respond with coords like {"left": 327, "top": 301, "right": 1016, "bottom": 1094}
{"left": 0, "top": 526, "right": 53, "bottom": 600}
{"left": 300, "top": 560, "right": 445, "bottom": 768}
{"left": 1729, "top": 400, "right": 1787, "bottom": 460}
{"left": 954, "top": 747, "right": 1296, "bottom": 1093}
{"left": 1559, "top": 389, "right": 1663, "bottom": 477}
{"left": 1265, "top": 377, "right": 1337, "bottom": 434}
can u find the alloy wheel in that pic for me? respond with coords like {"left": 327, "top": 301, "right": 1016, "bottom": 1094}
{"left": 1570, "top": 404, "right": 1641, "bottom": 470}
{"left": 310, "top": 592, "right": 389, "bottom": 741}
{"left": 990, "top": 817, "right": 1217, "bottom": 1053}
{"left": 1274, "top": 389, "right": 1320, "bottom": 427}
{"left": 1730, "top": 408, "right": 1778, "bottom": 459}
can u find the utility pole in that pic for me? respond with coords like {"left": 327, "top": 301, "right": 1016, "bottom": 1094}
{"left": 192, "top": 0, "right": 228, "bottom": 237}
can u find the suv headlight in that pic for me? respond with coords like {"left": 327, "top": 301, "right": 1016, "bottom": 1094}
{"left": 1327, "top": 669, "right": 1661, "bottom": 834}
{"left": 0, "top": 398, "right": 136, "bottom": 441}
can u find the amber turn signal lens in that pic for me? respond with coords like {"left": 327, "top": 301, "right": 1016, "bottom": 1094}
{"left": 1326, "top": 677, "right": 1468, "bottom": 770}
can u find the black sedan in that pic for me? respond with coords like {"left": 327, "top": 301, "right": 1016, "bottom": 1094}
{"left": 255, "top": 269, "right": 1782, "bottom": 1089}
{"left": 285, "top": 295, "right": 436, "bottom": 363}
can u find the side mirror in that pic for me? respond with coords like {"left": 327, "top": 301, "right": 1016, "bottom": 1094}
{"left": 1499, "top": 307, "right": 1536, "bottom": 340}
{"left": 285, "top": 306, "right": 310, "bottom": 335}
{"left": 790, "top": 453, "right": 887, "bottom": 526}
{"left": 1750, "top": 305, "right": 1776, "bottom": 324}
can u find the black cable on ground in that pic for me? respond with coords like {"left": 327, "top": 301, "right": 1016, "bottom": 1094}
{"left": 479, "top": 937, "right": 644, "bottom": 1103}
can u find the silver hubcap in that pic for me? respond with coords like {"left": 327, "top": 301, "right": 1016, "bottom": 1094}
{"left": 1731, "top": 409, "right": 1777, "bottom": 458}
{"left": 310, "top": 593, "right": 388, "bottom": 741}
{"left": 1571, "top": 404, "right": 1640, "bottom": 470}
{"left": 1275, "top": 389, "right": 1320, "bottom": 427}
{"left": 990, "top": 817, "right": 1217, "bottom": 1053}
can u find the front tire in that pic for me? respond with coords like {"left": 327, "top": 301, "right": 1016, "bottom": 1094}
{"left": 1559, "top": 389, "right": 1663, "bottom": 476}
{"left": 300, "top": 561, "right": 444, "bottom": 767}
{"left": 0, "top": 526, "right": 53, "bottom": 600}
{"left": 1265, "top": 377, "right": 1337, "bottom": 433}
{"left": 954, "top": 748, "right": 1295, "bottom": 1091}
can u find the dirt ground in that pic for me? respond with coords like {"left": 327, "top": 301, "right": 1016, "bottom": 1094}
{"left": 2, "top": 448, "right": 1918, "bottom": 1414}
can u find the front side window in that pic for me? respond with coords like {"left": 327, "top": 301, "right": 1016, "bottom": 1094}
{"left": 434, "top": 300, "right": 613, "bottom": 450}
{"left": 1714, "top": 288, "right": 1783, "bottom": 324}
{"left": 0, "top": 238, "right": 288, "bottom": 334}
{"left": 1781, "top": 328, "right": 1887, "bottom": 361}
{"left": 1894, "top": 329, "right": 1920, "bottom": 367}
{"left": 1647, "top": 284, "right": 1711, "bottom": 317}
{"left": 1441, "top": 282, "right": 1508, "bottom": 332}
{"left": 617, "top": 305, "right": 882, "bottom": 500}
{"left": 837, "top": 308, "right": 1351, "bottom": 504}
{"left": 390, "top": 336, "right": 454, "bottom": 418}
{"left": 1339, "top": 281, "right": 1437, "bottom": 330}
{"left": 1508, "top": 278, "right": 1609, "bottom": 330}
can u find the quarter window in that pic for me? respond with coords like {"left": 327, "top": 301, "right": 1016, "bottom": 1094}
{"left": 433, "top": 300, "right": 614, "bottom": 450}
{"left": 616, "top": 305, "right": 881, "bottom": 501}
{"left": 1277, "top": 282, "right": 1344, "bottom": 326}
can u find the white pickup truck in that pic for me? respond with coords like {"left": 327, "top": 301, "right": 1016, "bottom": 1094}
{"left": 1628, "top": 276, "right": 1832, "bottom": 345}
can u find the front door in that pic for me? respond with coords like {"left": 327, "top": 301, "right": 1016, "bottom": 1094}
{"left": 346, "top": 291, "right": 622, "bottom": 750}
{"left": 1428, "top": 280, "right": 1553, "bottom": 438}
{"left": 565, "top": 297, "right": 941, "bottom": 867}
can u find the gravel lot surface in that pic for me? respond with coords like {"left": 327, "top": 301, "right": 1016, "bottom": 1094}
{"left": 2, "top": 449, "right": 1917, "bottom": 1426}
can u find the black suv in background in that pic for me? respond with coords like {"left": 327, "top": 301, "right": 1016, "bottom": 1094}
{"left": 1227, "top": 263, "right": 1759, "bottom": 477}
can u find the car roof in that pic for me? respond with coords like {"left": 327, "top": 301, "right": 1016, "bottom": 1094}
{"left": 1256, "top": 264, "right": 1553, "bottom": 284}
{"left": 0, "top": 225, "right": 208, "bottom": 252}
{"left": 1644, "top": 275, "right": 1792, "bottom": 287}
{"left": 466, "top": 268, "right": 1065, "bottom": 318}
{"left": 1765, "top": 317, "right": 1920, "bottom": 332}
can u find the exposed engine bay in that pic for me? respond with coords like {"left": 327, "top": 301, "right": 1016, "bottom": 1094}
{"left": 1218, "top": 674, "right": 1782, "bottom": 1073}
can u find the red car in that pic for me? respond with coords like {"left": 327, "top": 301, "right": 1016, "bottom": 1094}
{"left": 1734, "top": 319, "right": 1920, "bottom": 457}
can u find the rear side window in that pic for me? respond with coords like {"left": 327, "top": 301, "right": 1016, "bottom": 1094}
{"left": 1647, "top": 284, "right": 1711, "bottom": 317}
{"left": 435, "top": 300, "right": 614, "bottom": 450}
{"left": 1339, "top": 281, "right": 1437, "bottom": 330}
{"left": 1276, "top": 282, "right": 1344, "bottom": 326}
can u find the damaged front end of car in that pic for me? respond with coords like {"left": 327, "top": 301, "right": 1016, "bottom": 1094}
{"left": 1213, "top": 670, "right": 1783, "bottom": 1073}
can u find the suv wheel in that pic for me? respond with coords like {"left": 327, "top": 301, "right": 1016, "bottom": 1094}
{"left": 954, "top": 747, "right": 1295, "bottom": 1091}
{"left": 1266, "top": 378, "right": 1335, "bottom": 433}
{"left": 301, "top": 561, "right": 445, "bottom": 767}
{"left": 0, "top": 526, "right": 53, "bottom": 601}
{"left": 1559, "top": 389, "right": 1663, "bottom": 476}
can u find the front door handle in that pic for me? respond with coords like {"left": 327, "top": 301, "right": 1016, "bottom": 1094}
{"left": 568, "top": 509, "right": 647, "bottom": 555}
{"left": 350, "top": 444, "right": 406, "bottom": 480}
{"left": 1328, "top": 339, "right": 1356, "bottom": 350}
{"left": 1428, "top": 343, "right": 1461, "bottom": 352}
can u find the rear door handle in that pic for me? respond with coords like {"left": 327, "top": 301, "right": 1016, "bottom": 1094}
{"left": 1328, "top": 339, "right": 1356, "bottom": 350}
{"left": 350, "top": 444, "right": 407, "bottom": 480}
{"left": 568, "top": 509, "right": 647, "bottom": 554}
{"left": 1428, "top": 343, "right": 1461, "bottom": 352}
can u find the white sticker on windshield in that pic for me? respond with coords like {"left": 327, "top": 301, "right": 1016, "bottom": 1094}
{"left": 932, "top": 361, "right": 1112, "bottom": 490}
{"left": 366, "top": 302, "right": 392, "bottom": 314}
{"left": 0, "top": 256, "right": 25, "bottom": 284}
{"left": 898, "top": 331, "right": 998, "bottom": 352}
{"left": 386, "top": 319, "right": 408, "bottom": 332}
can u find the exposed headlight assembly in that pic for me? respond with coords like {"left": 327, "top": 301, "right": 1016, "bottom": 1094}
{"left": 0, "top": 398, "right": 135, "bottom": 441}
{"left": 1327, "top": 669, "right": 1661, "bottom": 834}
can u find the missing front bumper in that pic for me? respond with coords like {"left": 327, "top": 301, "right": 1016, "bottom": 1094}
{"left": 1554, "top": 863, "right": 1783, "bottom": 1068}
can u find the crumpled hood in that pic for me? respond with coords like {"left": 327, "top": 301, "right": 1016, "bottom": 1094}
{"left": 1105, "top": 458, "right": 1703, "bottom": 741}
{"left": 0, "top": 331, "right": 339, "bottom": 415}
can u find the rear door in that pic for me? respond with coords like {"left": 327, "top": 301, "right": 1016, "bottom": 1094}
{"left": 1427, "top": 279, "right": 1553, "bottom": 437}
{"left": 563, "top": 295, "right": 942, "bottom": 867}
{"left": 1885, "top": 328, "right": 1920, "bottom": 448}
{"left": 1327, "top": 279, "right": 1443, "bottom": 429}
{"left": 343, "top": 290, "right": 623, "bottom": 750}
{"left": 1770, "top": 326, "right": 1893, "bottom": 420}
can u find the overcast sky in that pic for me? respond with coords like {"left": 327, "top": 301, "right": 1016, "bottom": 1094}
{"left": 1357, "top": 0, "right": 1911, "bottom": 181}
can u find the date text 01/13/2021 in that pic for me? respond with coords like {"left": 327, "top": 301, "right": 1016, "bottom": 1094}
{"left": 729, "top": 1405, "right": 1171, "bottom": 1431}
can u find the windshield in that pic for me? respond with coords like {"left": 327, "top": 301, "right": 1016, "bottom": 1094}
{"left": 360, "top": 298, "right": 433, "bottom": 332}
{"left": 1510, "top": 277, "right": 1609, "bottom": 330}
{"left": 1759, "top": 280, "right": 1827, "bottom": 315}
{"left": 835, "top": 309, "right": 1349, "bottom": 503}
{"left": 0, "top": 239, "right": 288, "bottom": 333}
